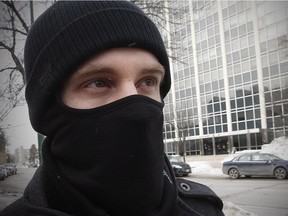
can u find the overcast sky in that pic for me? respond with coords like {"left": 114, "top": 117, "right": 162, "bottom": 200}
{"left": 2, "top": 103, "right": 38, "bottom": 153}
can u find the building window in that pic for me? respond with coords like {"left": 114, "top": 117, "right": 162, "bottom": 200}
{"left": 243, "top": 72, "right": 251, "bottom": 82}
{"left": 280, "top": 61, "right": 288, "bottom": 73}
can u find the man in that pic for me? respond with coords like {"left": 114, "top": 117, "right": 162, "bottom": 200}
{"left": 1, "top": 1, "right": 224, "bottom": 216}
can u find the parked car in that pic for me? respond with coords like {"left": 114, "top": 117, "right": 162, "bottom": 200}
{"left": 4, "top": 166, "right": 13, "bottom": 176}
{"left": 222, "top": 153, "right": 288, "bottom": 180}
{"left": 28, "top": 163, "right": 38, "bottom": 168}
{"left": 0, "top": 165, "right": 7, "bottom": 180}
{"left": 167, "top": 155, "right": 191, "bottom": 177}
{"left": 4, "top": 163, "right": 17, "bottom": 175}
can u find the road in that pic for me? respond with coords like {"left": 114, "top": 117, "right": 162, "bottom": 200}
{"left": 185, "top": 175, "right": 288, "bottom": 216}
{"left": 0, "top": 167, "right": 36, "bottom": 210}
{"left": 0, "top": 167, "right": 288, "bottom": 216}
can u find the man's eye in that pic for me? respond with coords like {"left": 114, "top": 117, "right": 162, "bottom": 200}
{"left": 143, "top": 78, "right": 156, "bottom": 86}
{"left": 87, "top": 80, "right": 107, "bottom": 88}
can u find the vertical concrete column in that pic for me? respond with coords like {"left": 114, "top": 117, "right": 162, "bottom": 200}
{"left": 188, "top": 1, "right": 204, "bottom": 154}
{"left": 251, "top": 1, "right": 268, "bottom": 143}
{"left": 217, "top": 0, "right": 233, "bottom": 152}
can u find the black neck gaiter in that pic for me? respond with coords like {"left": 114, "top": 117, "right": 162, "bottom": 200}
{"left": 41, "top": 95, "right": 174, "bottom": 215}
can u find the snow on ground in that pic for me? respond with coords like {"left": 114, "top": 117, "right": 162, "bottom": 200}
{"left": 188, "top": 161, "right": 223, "bottom": 176}
{"left": 223, "top": 202, "right": 258, "bottom": 216}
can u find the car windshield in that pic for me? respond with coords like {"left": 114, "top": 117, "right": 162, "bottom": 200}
{"left": 168, "top": 156, "right": 183, "bottom": 163}
{"left": 264, "top": 154, "right": 283, "bottom": 161}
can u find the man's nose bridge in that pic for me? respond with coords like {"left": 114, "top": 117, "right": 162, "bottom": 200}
{"left": 120, "top": 82, "right": 138, "bottom": 97}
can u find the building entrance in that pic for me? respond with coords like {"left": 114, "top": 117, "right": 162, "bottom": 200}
{"left": 203, "top": 137, "right": 228, "bottom": 155}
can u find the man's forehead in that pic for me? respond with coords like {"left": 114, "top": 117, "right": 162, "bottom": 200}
{"left": 72, "top": 48, "right": 165, "bottom": 77}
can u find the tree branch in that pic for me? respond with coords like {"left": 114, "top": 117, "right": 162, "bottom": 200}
{"left": 0, "top": 27, "right": 27, "bottom": 36}
{"left": 0, "top": 67, "right": 16, "bottom": 73}
{"left": 2, "top": 0, "right": 29, "bottom": 33}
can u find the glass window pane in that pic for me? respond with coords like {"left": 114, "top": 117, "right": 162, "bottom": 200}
{"left": 245, "top": 96, "right": 253, "bottom": 106}
{"left": 247, "top": 121, "right": 254, "bottom": 129}
{"left": 232, "top": 123, "right": 237, "bottom": 131}
{"left": 270, "top": 64, "right": 279, "bottom": 76}
{"left": 280, "top": 62, "right": 288, "bottom": 73}
{"left": 237, "top": 98, "right": 244, "bottom": 108}
{"left": 239, "top": 122, "right": 245, "bottom": 130}
{"left": 255, "top": 109, "right": 260, "bottom": 118}
{"left": 243, "top": 72, "right": 251, "bottom": 82}
{"left": 246, "top": 110, "right": 254, "bottom": 119}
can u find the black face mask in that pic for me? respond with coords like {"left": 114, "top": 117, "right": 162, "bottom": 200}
{"left": 42, "top": 95, "right": 167, "bottom": 215}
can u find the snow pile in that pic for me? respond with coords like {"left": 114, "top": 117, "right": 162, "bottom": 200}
{"left": 221, "top": 155, "right": 237, "bottom": 163}
{"left": 188, "top": 161, "right": 223, "bottom": 176}
{"left": 260, "top": 136, "right": 288, "bottom": 160}
{"left": 221, "top": 136, "right": 288, "bottom": 163}
{"left": 223, "top": 202, "right": 258, "bottom": 216}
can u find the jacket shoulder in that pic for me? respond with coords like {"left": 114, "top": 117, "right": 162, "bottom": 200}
{"left": 0, "top": 198, "right": 26, "bottom": 216}
{"left": 176, "top": 178, "right": 224, "bottom": 216}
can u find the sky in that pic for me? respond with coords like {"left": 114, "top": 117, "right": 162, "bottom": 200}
{"left": 0, "top": 59, "right": 37, "bottom": 153}
{"left": 1, "top": 104, "right": 38, "bottom": 153}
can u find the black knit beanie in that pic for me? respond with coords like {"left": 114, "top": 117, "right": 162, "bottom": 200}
{"left": 24, "top": 0, "right": 171, "bottom": 132}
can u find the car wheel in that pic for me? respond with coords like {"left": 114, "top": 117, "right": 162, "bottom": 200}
{"left": 173, "top": 169, "right": 180, "bottom": 177}
{"left": 228, "top": 168, "right": 240, "bottom": 179}
{"left": 274, "top": 167, "right": 287, "bottom": 180}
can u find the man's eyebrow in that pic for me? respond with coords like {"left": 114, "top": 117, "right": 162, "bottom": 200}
{"left": 73, "top": 66, "right": 115, "bottom": 80}
{"left": 72, "top": 64, "right": 165, "bottom": 80}
{"left": 142, "top": 65, "right": 165, "bottom": 78}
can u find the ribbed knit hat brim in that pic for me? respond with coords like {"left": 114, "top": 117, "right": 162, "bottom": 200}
{"left": 24, "top": 1, "right": 171, "bottom": 132}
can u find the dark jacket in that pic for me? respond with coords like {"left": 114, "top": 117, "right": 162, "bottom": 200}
{"left": 0, "top": 165, "right": 224, "bottom": 216}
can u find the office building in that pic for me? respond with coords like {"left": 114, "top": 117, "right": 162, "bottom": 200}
{"left": 161, "top": 1, "right": 288, "bottom": 155}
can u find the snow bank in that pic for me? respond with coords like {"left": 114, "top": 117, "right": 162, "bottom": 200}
{"left": 223, "top": 202, "right": 258, "bottom": 216}
{"left": 187, "top": 161, "right": 223, "bottom": 176}
{"left": 220, "top": 136, "right": 288, "bottom": 162}
{"left": 260, "top": 136, "right": 288, "bottom": 160}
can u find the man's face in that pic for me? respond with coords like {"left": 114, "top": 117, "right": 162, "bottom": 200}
{"left": 61, "top": 48, "right": 165, "bottom": 109}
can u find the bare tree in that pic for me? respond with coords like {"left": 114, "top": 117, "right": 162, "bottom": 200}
{"left": 132, "top": 0, "right": 189, "bottom": 63}
{"left": 0, "top": 1, "right": 53, "bottom": 122}
{"left": 165, "top": 102, "right": 195, "bottom": 162}
{"left": 0, "top": 127, "right": 8, "bottom": 163}
{"left": 0, "top": 0, "right": 30, "bottom": 122}
{"left": 29, "top": 144, "right": 38, "bottom": 164}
